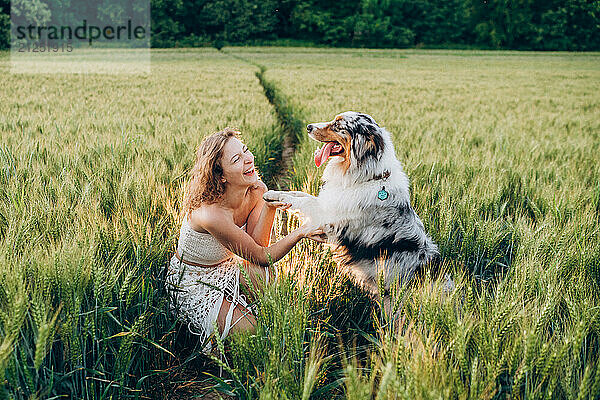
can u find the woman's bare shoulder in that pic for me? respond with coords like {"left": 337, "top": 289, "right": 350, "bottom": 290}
{"left": 189, "top": 204, "right": 230, "bottom": 233}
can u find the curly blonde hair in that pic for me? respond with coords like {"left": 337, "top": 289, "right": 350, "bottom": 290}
{"left": 182, "top": 128, "right": 240, "bottom": 217}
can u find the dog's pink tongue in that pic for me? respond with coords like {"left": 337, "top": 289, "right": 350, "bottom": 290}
{"left": 314, "top": 142, "right": 335, "bottom": 167}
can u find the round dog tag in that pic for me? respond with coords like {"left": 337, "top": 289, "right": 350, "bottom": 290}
{"left": 377, "top": 186, "right": 389, "bottom": 201}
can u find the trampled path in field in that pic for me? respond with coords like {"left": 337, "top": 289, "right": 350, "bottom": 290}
{"left": 222, "top": 49, "right": 307, "bottom": 191}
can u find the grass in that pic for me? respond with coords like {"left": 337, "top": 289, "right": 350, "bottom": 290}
{"left": 0, "top": 49, "right": 281, "bottom": 398}
{"left": 0, "top": 47, "right": 599, "bottom": 399}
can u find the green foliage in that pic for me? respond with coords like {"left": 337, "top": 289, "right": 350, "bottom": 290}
{"left": 150, "top": 0, "right": 187, "bottom": 47}
{"left": 352, "top": 12, "right": 415, "bottom": 48}
{"left": 0, "top": 12, "right": 8, "bottom": 50}
{"left": 160, "top": 0, "right": 599, "bottom": 49}
{"left": 467, "top": 0, "right": 600, "bottom": 50}
{"left": 9, "top": 0, "right": 51, "bottom": 25}
{"left": 154, "top": 0, "right": 281, "bottom": 48}
{"left": 0, "top": 0, "right": 598, "bottom": 50}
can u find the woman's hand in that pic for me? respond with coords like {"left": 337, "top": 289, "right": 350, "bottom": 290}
{"left": 259, "top": 184, "right": 293, "bottom": 210}
{"left": 297, "top": 224, "right": 328, "bottom": 243}
{"left": 266, "top": 200, "right": 292, "bottom": 210}
{"left": 253, "top": 179, "right": 292, "bottom": 209}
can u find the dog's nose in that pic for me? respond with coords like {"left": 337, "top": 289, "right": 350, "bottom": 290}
{"left": 307, "top": 124, "right": 314, "bottom": 133}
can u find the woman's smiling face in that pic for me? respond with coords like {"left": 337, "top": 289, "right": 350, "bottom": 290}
{"left": 220, "top": 137, "right": 258, "bottom": 187}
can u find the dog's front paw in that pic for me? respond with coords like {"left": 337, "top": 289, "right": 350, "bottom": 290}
{"left": 263, "top": 190, "right": 282, "bottom": 203}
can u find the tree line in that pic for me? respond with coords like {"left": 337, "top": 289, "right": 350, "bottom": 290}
{"left": 1, "top": 0, "right": 599, "bottom": 51}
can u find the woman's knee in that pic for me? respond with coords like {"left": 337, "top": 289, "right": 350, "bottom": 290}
{"left": 216, "top": 298, "right": 256, "bottom": 336}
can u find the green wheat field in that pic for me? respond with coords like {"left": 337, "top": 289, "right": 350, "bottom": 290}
{"left": 0, "top": 48, "right": 599, "bottom": 399}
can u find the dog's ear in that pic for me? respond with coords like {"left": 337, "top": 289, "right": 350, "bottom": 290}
{"left": 357, "top": 113, "right": 380, "bottom": 127}
{"left": 351, "top": 123, "right": 385, "bottom": 162}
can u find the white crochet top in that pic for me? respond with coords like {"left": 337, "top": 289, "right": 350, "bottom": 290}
{"left": 175, "top": 217, "right": 239, "bottom": 265}
{"left": 167, "top": 217, "right": 253, "bottom": 355}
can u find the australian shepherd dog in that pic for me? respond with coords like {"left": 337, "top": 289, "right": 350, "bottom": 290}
{"left": 264, "top": 111, "right": 444, "bottom": 314}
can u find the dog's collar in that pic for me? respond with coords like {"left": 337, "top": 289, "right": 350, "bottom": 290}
{"left": 372, "top": 170, "right": 391, "bottom": 201}
{"left": 371, "top": 170, "right": 390, "bottom": 181}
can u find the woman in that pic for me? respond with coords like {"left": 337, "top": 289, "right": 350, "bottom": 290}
{"left": 167, "top": 128, "right": 323, "bottom": 354}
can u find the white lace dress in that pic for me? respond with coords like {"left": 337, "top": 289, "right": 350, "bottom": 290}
{"left": 166, "top": 217, "right": 266, "bottom": 354}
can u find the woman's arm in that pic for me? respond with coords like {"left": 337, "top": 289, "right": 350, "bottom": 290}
{"left": 196, "top": 208, "right": 306, "bottom": 267}
{"left": 245, "top": 181, "right": 275, "bottom": 246}
{"left": 248, "top": 202, "right": 276, "bottom": 247}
